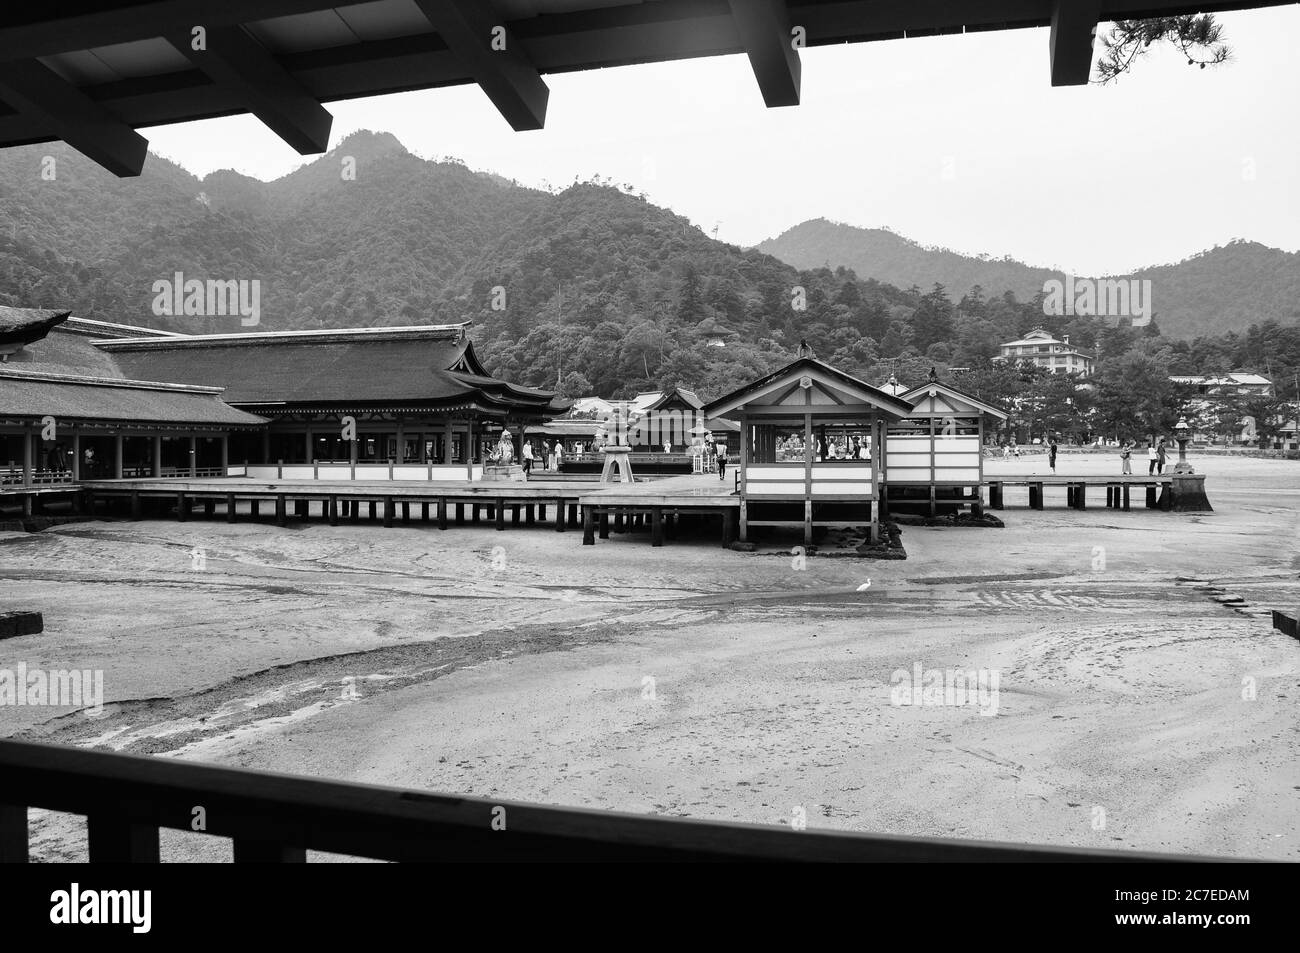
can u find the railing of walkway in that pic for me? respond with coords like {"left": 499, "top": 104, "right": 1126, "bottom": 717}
{"left": 0, "top": 740, "right": 1228, "bottom": 863}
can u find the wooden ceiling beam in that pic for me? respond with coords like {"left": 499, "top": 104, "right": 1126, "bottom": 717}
{"left": 412, "top": 0, "right": 549, "bottom": 131}
{"left": 0, "top": 60, "right": 147, "bottom": 176}
{"left": 1049, "top": 0, "right": 1102, "bottom": 86}
{"left": 728, "top": 0, "right": 801, "bottom": 107}
{"left": 165, "top": 25, "right": 333, "bottom": 154}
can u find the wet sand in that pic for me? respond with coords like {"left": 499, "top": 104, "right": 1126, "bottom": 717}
{"left": 2, "top": 454, "right": 1297, "bottom": 861}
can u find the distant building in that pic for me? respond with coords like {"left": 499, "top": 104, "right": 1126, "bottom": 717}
{"left": 997, "top": 328, "right": 1094, "bottom": 377}
{"left": 569, "top": 396, "right": 613, "bottom": 416}
{"left": 1169, "top": 373, "right": 1274, "bottom": 397}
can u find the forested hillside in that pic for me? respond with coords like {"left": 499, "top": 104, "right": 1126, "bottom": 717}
{"left": 757, "top": 219, "right": 1300, "bottom": 340}
{"left": 1, "top": 129, "right": 1296, "bottom": 417}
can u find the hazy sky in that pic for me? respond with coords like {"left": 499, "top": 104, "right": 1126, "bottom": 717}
{"left": 146, "top": 7, "right": 1300, "bottom": 276}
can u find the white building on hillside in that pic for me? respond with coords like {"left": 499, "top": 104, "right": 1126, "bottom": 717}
{"left": 998, "top": 328, "right": 1094, "bottom": 376}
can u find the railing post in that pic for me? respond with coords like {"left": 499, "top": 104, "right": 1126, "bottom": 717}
{"left": 233, "top": 839, "right": 306, "bottom": 863}
{"left": 87, "top": 812, "right": 160, "bottom": 862}
{"left": 0, "top": 803, "right": 28, "bottom": 862}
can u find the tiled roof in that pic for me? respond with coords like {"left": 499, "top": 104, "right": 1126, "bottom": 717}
{"left": 0, "top": 306, "right": 70, "bottom": 346}
{"left": 0, "top": 369, "right": 265, "bottom": 426}
{"left": 98, "top": 324, "right": 568, "bottom": 415}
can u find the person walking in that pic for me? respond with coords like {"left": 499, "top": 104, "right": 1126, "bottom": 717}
{"left": 546, "top": 441, "right": 556, "bottom": 471}
{"left": 1146, "top": 441, "right": 1157, "bottom": 475}
{"left": 716, "top": 440, "right": 727, "bottom": 481}
{"left": 1120, "top": 441, "right": 1132, "bottom": 475}
{"left": 521, "top": 441, "right": 533, "bottom": 475}
{"left": 1048, "top": 437, "right": 1058, "bottom": 474}
{"left": 554, "top": 441, "right": 564, "bottom": 472}
{"left": 1156, "top": 437, "right": 1168, "bottom": 475}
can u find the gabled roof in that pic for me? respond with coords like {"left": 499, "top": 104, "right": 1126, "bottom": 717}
{"left": 642, "top": 386, "right": 703, "bottom": 413}
{"left": 901, "top": 380, "right": 1009, "bottom": 421}
{"left": 704, "top": 357, "right": 915, "bottom": 420}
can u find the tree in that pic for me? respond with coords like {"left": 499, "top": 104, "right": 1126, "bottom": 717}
{"left": 1091, "top": 350, "right": 1180, "bottom": 440}
{"left": 1096, "top": 17, "right": 1230, "bottom": 84}
{"left": 557, "top": 370, "right": 593, "bottom": 398}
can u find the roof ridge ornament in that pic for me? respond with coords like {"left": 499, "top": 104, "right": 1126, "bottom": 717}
{"left": 796, "top": 338, "right": 815, "bottom": 359}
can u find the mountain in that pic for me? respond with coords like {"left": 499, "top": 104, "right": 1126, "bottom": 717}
{"left": 1, "top": 130, "right": 1295, "bottom": 401}
{"left": 756, "top": 218, "right": 1300, "bottom": 339}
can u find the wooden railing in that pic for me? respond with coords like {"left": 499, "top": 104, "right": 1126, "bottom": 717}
{"left": 0, "top": 466, "right": 75, "bottom": 487}
{"left": 0, "top": 739, "right": 1228, "bottom": 863}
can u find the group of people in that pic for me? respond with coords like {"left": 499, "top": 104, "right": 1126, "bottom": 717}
{"left": 520, "top": 440, "right": 569, "bottom": 474}
{"left": 1119, "top": 437, "right": 1169, "bottom": 475}
{"left": 1001, "top": 434, "right": 1172, "bottom": 476}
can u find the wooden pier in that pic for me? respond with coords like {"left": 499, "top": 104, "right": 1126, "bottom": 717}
{"left": 9, "top": 470, "right": 1193, "bottom": 549}
{"left": 985, "top": 474, "right": 1173, "bottom": 512}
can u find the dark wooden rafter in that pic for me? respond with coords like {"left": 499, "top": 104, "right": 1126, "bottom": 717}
{"left": 727, "top": 0, "right": 801, "bottom": 107}
{"left": 0, "top": 0, "right": 1291, "bottom": 171}
{"left": 165, "top": 24, "right": 333, "bottom": 154}
{"left": 411, "top": 0, "right": 549, "bottom": 131}
{"left": 1049, "top": 0, "right": 1102, "bottom": 86}
{"left": 0, "top": 60, "right": 147, "bottom": 176}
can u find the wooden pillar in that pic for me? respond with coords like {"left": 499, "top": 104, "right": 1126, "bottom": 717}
{"left": 383, "top": 498, "right": 394, "bottom": 527}
{"left": 225, "top": 493, "right": 236, "bottom": 522}
{"left": 153, "top": 435, "right": 162, "bottom": 477}
{"left": 251, "top": 499, "right": 260, "bottom": 519}
{"left": 582, "top": 504, "right": 595, "bottom": 545}
{"left": 275, "top": 495, "right": 286, "bottom": 526}
{"left": 1122, "top": 485, "right": 1131, "bottom": 511}
{"left": 421, "top": 502, "right": 429, "bottom": 522}
{"left": 261, "top": 429, "right": 271, "bottom": 464}
{"left": 526, "top": 504, "right": 535, "bottom": 525}
{"left": 1146, "top": 486, "right": 1157, "bottom": 508}
{"left": 21, "top": 426, "right": 32, "bottom": 487}
{"left": 115, "top": 434, "right": 124, "bottom": 479}
{"left": 71, "top": 432, "right": 81, "bottom": 481}
{"left": 328, "top": 496, "right": 338, "bottom": 526}
{"left": 220, "top": 434, "right": 229, "bottom": 474}
{"left": 568, "top": 503, "right": 579, "bottom": 527}
{"left": 187, "top": 435, "right": 195, "bottom": 477}
{"left": 651, "top": 507, "right": 663, "bottom": 547}
{"left": 722, "top": 509, "right": 737, "bottom": 547}
{"left": 0, "top": 803, "right": 28, "bottom": 863}
{"left": 368, "top": 501, "right": 377, "bottom": 520}
{"left": 443, "top": 417, "right": 453, "bottom": 465}
{"left": 130, "top": 491, "right": 141, "bottom": 520}
{"left": 176, "top": 492, "right": 187, "bottom": 521}
{"left": 204, "top": 499, "right": 216, "bottom": 517}
{"left": 495, "top": 499, "right": 505, "bottom": 531}
{"left": 455, "top": 502, "right": 464, "bottom": 525}
{"left": 466, "top": 417, "right": 475, "bottom": 481}
{"left": 598, "top": 511, "right": 610, "bottom": 539}
{"left": 402, "top": 501, "right": 411, "bottom": 523}
{"left": 555, "top": 499, "right": 566, "bottom": 533}
{"left": 511, "top": 503, "right": 521, "bottom": 525}
{"left": 437, "top": 498, "right": 448, "bottom": 530}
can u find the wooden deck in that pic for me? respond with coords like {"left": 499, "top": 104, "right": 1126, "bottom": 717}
{"left": 16, "top": 469, "right": 1188, "bottom": 545}
{"left": 576, "top": 474, "right": 740, "bottom": 547}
